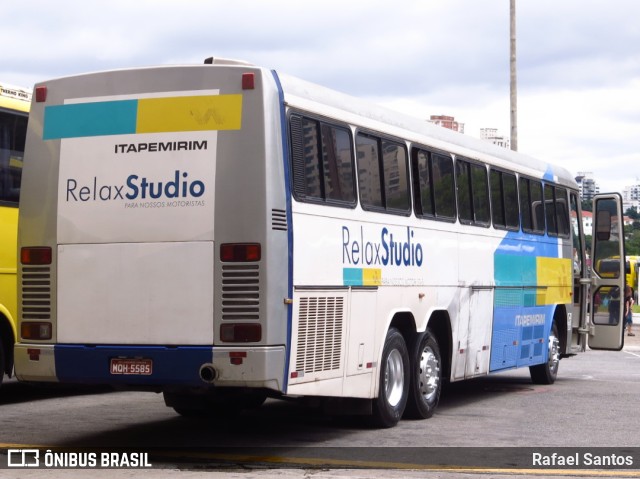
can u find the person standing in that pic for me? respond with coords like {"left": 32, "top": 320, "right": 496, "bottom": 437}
{"left": 624, "top": 285, "right": 635, "bottom": 336}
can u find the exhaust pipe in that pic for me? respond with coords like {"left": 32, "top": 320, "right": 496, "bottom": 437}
{"left": 199, "top": 364, "right": 218, "bottom": 383}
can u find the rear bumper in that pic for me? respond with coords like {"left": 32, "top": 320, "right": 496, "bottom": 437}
{"left": 15, "top": 344, "right": 286, "bottom": 392}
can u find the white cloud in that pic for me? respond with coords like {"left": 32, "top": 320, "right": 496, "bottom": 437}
{"left": 2, "top": 0, "right": 640, "bottom": 193}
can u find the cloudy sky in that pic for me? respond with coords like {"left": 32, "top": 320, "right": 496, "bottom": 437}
{"left": 3, "top": 1, "right": 639, "bottom": 193}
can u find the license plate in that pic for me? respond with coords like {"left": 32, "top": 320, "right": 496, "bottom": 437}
{"left": 110, "top": 358, "right": 153, "bottom": 376}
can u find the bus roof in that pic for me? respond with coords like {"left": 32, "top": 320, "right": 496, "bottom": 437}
{"left": 277, "top": 72, "right": 578, "bottom": 189}
{"left": 29, "top": 59, "right": 577, "bottom": 189}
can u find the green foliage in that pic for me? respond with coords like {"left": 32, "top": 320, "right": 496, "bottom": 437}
{"left": 625, "top": 207, "right": 640, "bottom": 220}
{"left": 626, "top": 229, "right": 640, "bottom": 255}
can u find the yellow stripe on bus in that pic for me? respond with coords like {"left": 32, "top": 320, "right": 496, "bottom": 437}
{"left": 536, "top": 257, "right": 572, "bottom": 305}
{"left": 136, "top": 94, "right": 242, "bottom": 133}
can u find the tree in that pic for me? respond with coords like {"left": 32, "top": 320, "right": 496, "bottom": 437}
{"left": 626, "top": 229, "right": 640, "bottom": 256}
{"left": 625, "top": 207, "right": 640, "bottom": 220}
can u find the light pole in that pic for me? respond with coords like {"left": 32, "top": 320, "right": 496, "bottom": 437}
{"left": 510, "top": 0, "right": 518, "bottom": 151}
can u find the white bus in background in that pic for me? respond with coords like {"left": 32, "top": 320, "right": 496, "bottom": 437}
{"left": 15, "top": 58, "right": 625, "bottom": 427}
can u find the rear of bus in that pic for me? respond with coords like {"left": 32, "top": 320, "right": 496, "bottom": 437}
{"left": 0, "top": 84, "right": 30, "bottom": 386}
{"left": 15, "top": 61, "right": 292, "bottom": 406}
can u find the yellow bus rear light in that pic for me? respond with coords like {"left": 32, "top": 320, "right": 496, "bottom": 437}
{"left": 21, "top": 322, "right": 52, "bottom": 340}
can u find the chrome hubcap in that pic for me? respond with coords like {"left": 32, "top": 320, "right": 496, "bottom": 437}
{"left": 385, "top": 349, "right": 405, "bottom": 407}
{"left": 418, "top": 347, "right": 440, "bottom": 402}
{"left": 548, "top": 332, "right": 560, "bottom": 373}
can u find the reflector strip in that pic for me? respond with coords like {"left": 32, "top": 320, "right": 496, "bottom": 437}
{"left": 43, "top": 94, "right": 243, "bottom": 140}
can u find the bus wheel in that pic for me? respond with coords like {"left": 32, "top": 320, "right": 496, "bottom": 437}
{"left": 371, "top": 328, "right": 409, "bottom": 428}
{"left": 529, "top": 321, "right": 560, "bottom": 384}
{"left": 0, "top": 340, "right": 4, "bottom": 387}
{"left": 404, "top": 329, "right": 442, "bottom": 419}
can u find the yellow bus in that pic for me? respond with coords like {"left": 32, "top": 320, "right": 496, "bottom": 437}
{"left": 627, "top": 255, "right": 639, "bottom": 301}
{"left": 0, "top": 83, "right": 30, "bottom": 386}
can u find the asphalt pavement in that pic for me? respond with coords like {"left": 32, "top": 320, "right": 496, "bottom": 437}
{"left": 624, "top": 313, "right": 640, "bottom": 350}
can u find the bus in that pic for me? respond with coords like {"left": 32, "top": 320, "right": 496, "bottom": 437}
{"left": 15, "top": 59, "right": 625, "bottom": 427}
{"left": 626, "top": 255, "right": 639, "bottom": 302}
{"left": 0, "top": 83, "right": 30, "bottom": 387}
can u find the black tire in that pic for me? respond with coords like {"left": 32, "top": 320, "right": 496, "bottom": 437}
{"left": 0, "top": 339, "right": 5, "bottom": 388}
{"left": 370, "top": 328, "right": 410, "bottom": 428}
{"left": 404, "top": 329, "right": 442, "bottom": 419}
{"left": 530, "top": 321, "right": 560, "bottom": 384}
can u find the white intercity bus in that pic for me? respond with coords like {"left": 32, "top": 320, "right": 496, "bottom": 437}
{"left": 16, "top": 58, "right": 626, "bottom": 427}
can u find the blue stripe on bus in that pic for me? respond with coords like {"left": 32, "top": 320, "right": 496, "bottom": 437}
{"left": 43, "top": 100, "right": 138, "bottom": 140}
{"left": 271, "top": 69, "right": 294, "bottom": 393}
{"left": 490, "top": 227, "right": 563, "bottom": 372}
{"left": 54, "top": 345, "right": 211, "bottom": 386}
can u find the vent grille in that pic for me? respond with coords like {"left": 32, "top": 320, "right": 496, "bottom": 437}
{"left": 21, "top": 266, "right": 52, "bottom": 320}
{"left": 221, "top": 264, "right": 260, "bottom": 320}
{"left": 271, "top": 209, "right": 287, "bottom": 231}
{"left": 295, "top": 296, "right": 344, "bottom": 373}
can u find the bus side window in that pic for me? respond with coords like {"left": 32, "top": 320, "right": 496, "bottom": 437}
{"left": 490, "top": 169, "right": 519, "bottom": 231}
{"left": 545, "top": 184, "right": 558, "bottom": 236}
{"left": 412, "top": 148, "right": 434, "bottom": 217}
{"left": 411, "top": 148, "right": 456, "bottom": 221}
{"left": 356, "top": 132, "right": 410, "bottom": 215}
{"left": 456, "top": 160, "right": 472, "bottom": 223}
{"left": 381, "top": 139, "right": 410, "bottom": 212}
{"left": 471, "top": 163, "right": 490, "bottom": 224}
{"left": 519, "top": 177, "right": 532, "bottom": 231}
{"left": 531, "top": 180, "right": 545, "bottom": 234}
{"left": 356, "top": 133, "right": 384, "bottom": 209}
{"left": 456, "top": 158, "right": 489, "bottom": 227}
{"left": 555, "top": 187, "right": 570, "bottom": 238}
{"left": 289, "top": 114, "right": 356, "bottom": 207}
{"left": 432, "top": 153, "right": 456, "bottom": 219}
{"left": 503, "top": 172, "right": 519, "bottom": 229}
{"left": 321, "top": 124, "right": 356, "bottom": 204}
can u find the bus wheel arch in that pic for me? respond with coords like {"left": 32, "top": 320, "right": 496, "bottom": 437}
{"left": 529, "top": 307, "right": 564, "bottom": 385}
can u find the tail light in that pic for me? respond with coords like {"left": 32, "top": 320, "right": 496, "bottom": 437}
{"left": 220, "top": 243, "right": 260, "bottom": 262}
{"left": 220, "top": 323, "right": 261, "bottom": 343}
{"left": 21, "top": 247, "right": 52, "bottom": 265}
{"left": 21, "top": 322, "right": 52, "bottom": 340}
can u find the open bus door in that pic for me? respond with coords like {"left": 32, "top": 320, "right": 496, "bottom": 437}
{"left": 587, "top": 193, "right": 626, "bottom": 350}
